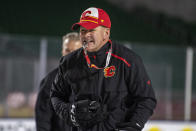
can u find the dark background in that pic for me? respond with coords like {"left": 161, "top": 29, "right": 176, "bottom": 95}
{"left": 1, "top": 0, "right": 196, "bottom": 46}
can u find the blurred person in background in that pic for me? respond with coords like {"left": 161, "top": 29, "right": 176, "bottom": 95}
{"left": 35, "top": 32, "right": 82, "bottom": 131}
{"left": 50, "top": 7, "right": 156, "bottom": 131}
{"left": 6, "top": 92, "right": 26, "bottom": 109}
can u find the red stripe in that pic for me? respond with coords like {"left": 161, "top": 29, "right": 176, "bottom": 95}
{"left": 111, "top": 53, "right": 131, "bottom": 67}
{"left": 85, "top": 55, "right": 90, "bottom": 65}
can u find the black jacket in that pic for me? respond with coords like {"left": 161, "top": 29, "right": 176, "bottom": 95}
{"left": 35, "top": 68, "right": 71, "bottom": 131}
{"left": 50, "top": 41, "right": 156, "bottom": 131}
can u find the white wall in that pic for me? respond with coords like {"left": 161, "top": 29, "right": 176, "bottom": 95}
{"left": 0, "top": 119, "right": 195, "bottom": 131}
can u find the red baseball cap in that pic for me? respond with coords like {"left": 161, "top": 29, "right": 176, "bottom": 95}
{"left": 72, "top": 7, "right": 111, "bottom": 30}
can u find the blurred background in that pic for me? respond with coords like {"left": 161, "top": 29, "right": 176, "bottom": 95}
{"left": 0, "top": 0, "right": 196, "bottom": 131}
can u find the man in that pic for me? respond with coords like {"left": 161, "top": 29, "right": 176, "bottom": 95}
{"left": 35, "top": 32, "right": 82, "bottom": 131}
{"left": 51, "top": 7, "right": 157, "bottom": 131}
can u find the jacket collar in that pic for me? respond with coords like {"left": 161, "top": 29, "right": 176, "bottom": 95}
{"left": 87, "top": 41, "right": 111, "bottom": 56}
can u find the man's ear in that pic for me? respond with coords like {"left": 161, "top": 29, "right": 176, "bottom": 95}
{"left": 104, "top": 28, "right": 110, "bottom": 39}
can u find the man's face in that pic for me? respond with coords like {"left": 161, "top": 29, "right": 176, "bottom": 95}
{"left": 80, "top": 26, "right": 110, "bottom": 52}
{"left": 62, "top": 40, "right": 82, "bottom": 56}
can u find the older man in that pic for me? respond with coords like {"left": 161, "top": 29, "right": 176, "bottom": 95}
{"left": 35, "top": 32, "right": 82, "bottom": 131}
{"left": 51, "top": 7, "right": 156, "bottom": 131}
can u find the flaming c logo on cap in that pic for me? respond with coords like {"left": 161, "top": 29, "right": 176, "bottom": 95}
{"left": 72, "top": 7, "right": 111, "bottom": 30}
{"left": 82, "top": 11, "right": 92, "bottom": 18}
{"left": 104, "top": 66, "right": 116, "bottom": 78}
{"left": 81, "top": 8, "right": 98, "bottom": 19}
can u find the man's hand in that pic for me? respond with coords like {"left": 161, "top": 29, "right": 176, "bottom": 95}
{"left": 70, "top": 99, "right": 106, "bottom": 128}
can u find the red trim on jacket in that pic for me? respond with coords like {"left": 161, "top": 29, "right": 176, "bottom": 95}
{"left": 111, "top": 53, "right": 131, "bottom": 67}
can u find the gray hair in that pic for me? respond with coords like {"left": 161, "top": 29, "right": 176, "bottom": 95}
{"left": 62, "top": 32, "right": 80, "bottom": 43}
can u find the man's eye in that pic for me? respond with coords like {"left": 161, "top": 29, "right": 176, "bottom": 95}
{"left": 80, "top": 29, "right": 86, "bottom": 32}
{"left": 80, "top": 30, "right": 86, "bottom": 34}
{"left": 90, "top": 29, "right": 95, "bottom": 32}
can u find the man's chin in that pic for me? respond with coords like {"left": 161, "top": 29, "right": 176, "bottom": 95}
{"left": 87, "top": 48, "right": 95, "bottom": 52}
{"left": 86, "top": 44, "right": 95, "bottom": 52}
{"left": 86, "top": 46, "right": 97, "bottom": 52}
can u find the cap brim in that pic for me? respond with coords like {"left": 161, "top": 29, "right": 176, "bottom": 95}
{"left": 72, "top": 21, "right": 99, "bottom": 30}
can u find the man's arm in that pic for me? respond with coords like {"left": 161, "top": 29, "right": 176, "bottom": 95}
{"left": 50, "top": 65, "right": 72, "bottom": 123}
{"left": 118, "top": 55, "right": 157, "bottom": 131}
{"left": 35, "top": 78, "right": 53, "bottom": 131}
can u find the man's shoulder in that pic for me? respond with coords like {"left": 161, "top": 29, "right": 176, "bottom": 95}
{"left": 59, "top": 48, "right": 83, "bottom": 70}
{"left": 61, "top": 48, "right": 82, "bottom": 62}
{"left": 41, "top": 68, "right": 58, "bottom": 85}
{"left": 112, "top": 41, "right": 140, "bottom": 60}
{"left": 38, "top": 68, "right": 58, "bottom": 91}
{"left": 46, "top": 68, "right": 59, "bottom": 78}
